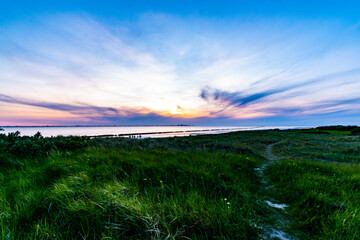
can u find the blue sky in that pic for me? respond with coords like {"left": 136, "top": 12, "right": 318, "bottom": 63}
{"left": 1, "top": 1, "right": 360, "bottom": 126}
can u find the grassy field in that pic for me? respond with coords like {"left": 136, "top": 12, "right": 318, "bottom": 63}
{"left": 1, "top": 127, "right": 360, "bottom": 239}
{"left": 266, "top": 160, "right": 360, "bottom": 239}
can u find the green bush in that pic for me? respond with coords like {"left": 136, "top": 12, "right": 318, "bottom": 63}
{"left": 0, "top": 132, "right": 89, "bottom": 158}
{"left": 316, "top": 125, "right": 359, "bottom": 131}
{"left": 351, "top": 128, "right": 360, "bottom": 135}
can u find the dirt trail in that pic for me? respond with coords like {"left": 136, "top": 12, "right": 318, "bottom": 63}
{"left": 266, "top": 143, "right": 279, "bottom": 162}
{"left": 257, "top": 142, "right": 295, "bottom": 240}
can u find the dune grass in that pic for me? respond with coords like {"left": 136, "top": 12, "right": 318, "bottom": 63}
{"left": 268, "top": 131, "right": 360, "bottom": 163}
{"left": 265, "top": 160, "right": 360, "bottom": 239}
{"left": 1, "top": 127, "right": 360, "bottom": 239}
{"left": 259, "top": 127, "right": 360, "bottom": 239}
{"left": 0, "top": 147, "right": 267, "bottom": 239}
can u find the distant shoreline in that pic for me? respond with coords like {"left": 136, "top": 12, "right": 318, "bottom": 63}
{"left": 1, "top": 124, "right": 197, "bottom": 128}
{"left": 0, "top": 125, "right": 308, "bottom": 128}
{"left": 0, "top": 126, "right": 313, "bottom": 138}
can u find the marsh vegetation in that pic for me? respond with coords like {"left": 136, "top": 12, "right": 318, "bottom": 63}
{"left": 1, "top": 127, "right": 360, "bottom": 239}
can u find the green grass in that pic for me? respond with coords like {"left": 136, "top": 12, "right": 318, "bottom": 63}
{"left": 265, "top": 160, "right": 360, "bottom": 239}
{"left": 1, "top": 127, "right": 360, "bottom": 239}
{"left": 90, "top": 129, "right": 360, "bottom": 164}
{"left": 0, "top": 147, "right": 267, "bottom": 239}
{"left": 294, "top": 128, "right": 352, "bottom": 135}
{"left": 269, "top": 132, "right": 360, "bottom": 163}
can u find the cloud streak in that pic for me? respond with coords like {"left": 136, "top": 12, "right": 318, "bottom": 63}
{"left": 0, "top": 93, "right": 203, "bottom": 125}
{"left": 0, "top": 94, "right": 118, "bottom": 116}
{"left": 200, "top": 67, "right": 360, "bottom": 117}
{"left": 201, "top": 88, "right": 280, "bottom": 108}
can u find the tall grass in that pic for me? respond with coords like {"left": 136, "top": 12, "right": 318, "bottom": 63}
{"left": 265, "top": 160, "right": 360, "bottom": 239}
{"left": 2, "top": 128, "right": 360, "bottom": 239}
{"left": 0, "top": 147, "right": 267, "bottom": 239}
{"left": 272, "top": 132, "right": 360, "bottom": 163}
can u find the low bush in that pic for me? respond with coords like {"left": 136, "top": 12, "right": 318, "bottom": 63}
{"left": 316, "top": 125, "right": 359, "bottom": 131}
{"left": 0, "top": 132, "right": 89, "bottom": 159}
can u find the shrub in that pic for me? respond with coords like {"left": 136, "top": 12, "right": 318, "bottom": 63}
{"left": 317, "top": 125, "right": 359, "bottom": 131}
{"left": 351, "top": 128, "right": 360, "bottom": 135}
{"left": 0, "top": 132, "right": 89, "bottom": 158}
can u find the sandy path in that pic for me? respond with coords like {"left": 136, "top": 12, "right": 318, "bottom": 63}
{"left": 257, "top": 142, "right": 295, "bottom": 240}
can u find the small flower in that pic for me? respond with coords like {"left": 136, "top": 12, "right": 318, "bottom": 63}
{"left": 224, "top": 198, "right": 227, "bottom": 201}
{"left": 227, "top": 202, "right": 230, "bottom": 205}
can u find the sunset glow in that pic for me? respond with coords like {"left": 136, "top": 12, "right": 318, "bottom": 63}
{"left": 1, "top": 1, "right": 360, "bottom": 126}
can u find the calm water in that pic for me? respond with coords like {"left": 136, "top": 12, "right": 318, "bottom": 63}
{"left": 0, "top": 126, "right": 306, "bottom": 138}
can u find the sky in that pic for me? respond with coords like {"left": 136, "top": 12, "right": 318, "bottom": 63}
{"left": 1, "top": 0, "right": 360, "bottom": 126}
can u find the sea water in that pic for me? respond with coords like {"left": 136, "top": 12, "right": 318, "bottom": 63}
{"left": 0, "top": 126, "right": 307, "bottom": 138}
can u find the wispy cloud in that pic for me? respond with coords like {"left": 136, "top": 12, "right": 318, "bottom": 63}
{"left": 201, "top": 87, "right": 280, "bottom": 108}
{"left": 0, "top": 93, "right": 118, "bottom": 115}
{"left": 200, "top": 67, "right": 360, "bottom": 113}
{"left": 0, "top": 93, "right": 203, "bottom": 125}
